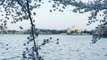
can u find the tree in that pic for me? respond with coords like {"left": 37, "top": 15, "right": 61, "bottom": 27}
{"left": 51, "top": 0, "right": 107, "bottom": 43}
{"left": 0, "top": 0, "right": 44, "bottom": 60}
{"left": 0, "top": 0, "right": 59, "bottom": 60}
{"left": 0, "top": 0, "right": 106, "bottom": 60}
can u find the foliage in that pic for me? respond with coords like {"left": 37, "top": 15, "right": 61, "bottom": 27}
{"left": 0, "top": 0, "right": 59, "bottom": 60}
{"left": 0, "top": 0, "right": 44, "bottom": 60}
{"left": 0, "top": 0, "right": 107, "bottom": 60}
{"left": 51, "top": 0, "right": 107, "bottom": 43}
{"left": 0, "top": 0, "right": 43, "bottom": 28}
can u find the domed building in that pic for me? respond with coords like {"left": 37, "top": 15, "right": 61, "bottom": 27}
{"left": 67, "top": 25, "right": 81, "bottom": 35}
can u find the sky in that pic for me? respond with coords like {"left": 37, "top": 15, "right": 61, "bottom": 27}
{"left": 2, "top": 0, "right": 99, "bottom": 31}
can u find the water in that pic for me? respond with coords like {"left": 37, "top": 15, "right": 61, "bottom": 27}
{"left": 0, "top": 34, "right": 107, "bottom": 60}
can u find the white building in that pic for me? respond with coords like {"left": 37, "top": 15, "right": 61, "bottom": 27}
{"left": 67, "top": 25, "right": 81, "bottom": 34}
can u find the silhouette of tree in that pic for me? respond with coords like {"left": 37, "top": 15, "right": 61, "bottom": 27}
{"left": 0, "top": 0, "right": 106, "bottom": 60}
{"left": 0, "top": 0, "right": 44, "bottom": 60}
{"left": 0, "top": 0, "right": 60, "bottom": 60}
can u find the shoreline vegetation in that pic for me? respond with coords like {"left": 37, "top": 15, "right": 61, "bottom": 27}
{"left": 0, "top": 29, "right": 107, "bottom": 38}
{"left": 0, "top": 29, "right": 107, "bottom": 37}
{"left": 0, "top": 29, "right": 93, "bottom": 35}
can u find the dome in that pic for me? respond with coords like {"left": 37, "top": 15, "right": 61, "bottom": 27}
{"left": 67, "top": 25, "right": 81, "bottom": 34}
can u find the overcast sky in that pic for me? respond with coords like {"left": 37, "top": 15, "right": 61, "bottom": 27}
{"left": 4, "top": 0, "right": 99, "bottom": 31}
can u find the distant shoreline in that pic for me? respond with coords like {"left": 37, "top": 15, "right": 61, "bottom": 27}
{"left": 0, "top": 34, "right": 92, "bottom": 36}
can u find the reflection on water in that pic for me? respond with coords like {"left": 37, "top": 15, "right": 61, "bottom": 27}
{"left": 0, "top": 34, "right": 107, "bottom": 60}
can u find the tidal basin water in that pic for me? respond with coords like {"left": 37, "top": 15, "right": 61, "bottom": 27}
{"left": 0, "top": 34, "right": 107, "bottom": 60}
